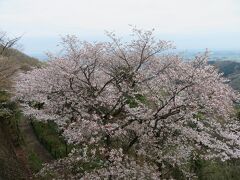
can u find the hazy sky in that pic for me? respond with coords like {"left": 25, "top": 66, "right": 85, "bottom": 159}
{"left": 0, "top": 0, "right": 240, "bottom": 56}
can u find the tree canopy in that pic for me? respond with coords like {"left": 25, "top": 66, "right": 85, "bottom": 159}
{"left": 15, "top": 29, "right": 240, "bottom": 179}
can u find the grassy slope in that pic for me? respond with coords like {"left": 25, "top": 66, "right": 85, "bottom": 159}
{"left": 0, "top": 48, "right": 41, "bottom": 90}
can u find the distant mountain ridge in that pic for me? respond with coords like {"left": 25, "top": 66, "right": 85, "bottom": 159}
{"left": 181, "top": 50, "right": 240, "bottom": 62}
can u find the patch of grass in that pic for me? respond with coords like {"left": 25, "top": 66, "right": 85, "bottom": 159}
{"left": 28, "top": 151, "right": 43, "bottom": 172}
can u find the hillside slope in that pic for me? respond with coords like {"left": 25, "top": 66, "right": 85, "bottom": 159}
{"left": 209, "top": 61, "right": 240, "bottom": 90}
{"left": 0, "top": 50, "right": 44, "bottom": 179}
{"left": 0, "top": 48, "right": 41, "bottom": 89}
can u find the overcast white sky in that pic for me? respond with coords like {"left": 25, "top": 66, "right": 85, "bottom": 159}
{"left": 0, "top": 0, "right": 240, "bottom": 56}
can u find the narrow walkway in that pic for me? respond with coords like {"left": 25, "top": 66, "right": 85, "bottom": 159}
{"left": 18, "top": 117, "right": 53, "bottom": 163}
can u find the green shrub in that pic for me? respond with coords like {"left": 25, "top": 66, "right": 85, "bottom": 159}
{"left": 31, "top": 120, "right": 74, "bottom": 159}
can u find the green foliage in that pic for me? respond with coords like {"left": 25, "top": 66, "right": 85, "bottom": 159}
{"left": 31, "top": 120, "right": 73, "bottom": 159}
{"left": 0, "top": 90, "right": 9, "bottom": 102}
{"left": 27, "top": 151, "right": 43, "bottom": 173}
{"left": 193, "top": 159, "right": 240, "bottom": 180}
{"left": 126, "top": 94, "right": 148, "bottom": 108}
{"left": 0, "top": 91, "right": 23, "bottom": 146}
{"left": 72, "top": 157, "right": 105, "bottom": 174}
{"left": 193, "top": 112, "right": 205, "bottom": 120}
{"left": 28, "top": 101, "right": 44, "bottom": 110}
{"left": 126, "top": 95, "right": 139, "bottom": 108}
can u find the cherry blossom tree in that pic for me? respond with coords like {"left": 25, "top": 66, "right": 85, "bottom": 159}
{"left": 15, "top": 28, "right": 240, "bottom": 179}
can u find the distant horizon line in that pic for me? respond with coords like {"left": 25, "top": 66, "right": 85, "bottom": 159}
{"left": 27, "top": 49, "right": 240, "bottom": 55}
{"left": 27, "top": 49, "right": 240, "bottom": 61}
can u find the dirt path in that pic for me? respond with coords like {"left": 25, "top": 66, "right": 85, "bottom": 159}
{"left": 0, "top": 124, "right": 31, "bottom": 179}
{"left": 19, "top": 117, "right": 53, "bottom": 163}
